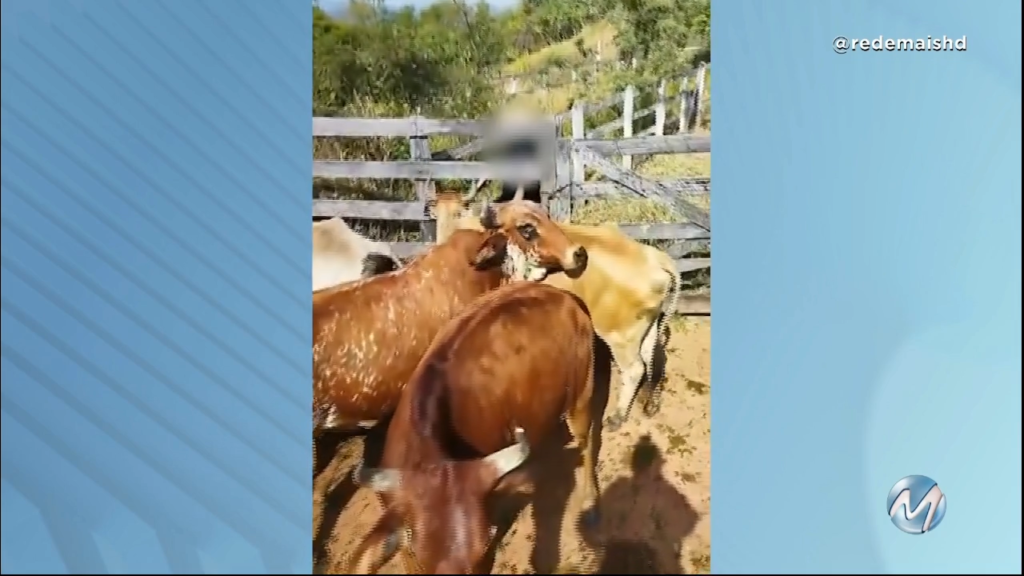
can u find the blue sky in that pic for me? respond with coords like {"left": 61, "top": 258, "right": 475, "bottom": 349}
{"left": 318, "top": 0, "right": 518, "bottom": 13}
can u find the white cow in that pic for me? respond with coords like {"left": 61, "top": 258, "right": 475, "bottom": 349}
{"left": 312, "top": 217, "right": 401, "bottom": 291}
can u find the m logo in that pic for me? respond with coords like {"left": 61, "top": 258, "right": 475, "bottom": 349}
{"left": 886, "top": 475, "right": 947, "bottom": 534}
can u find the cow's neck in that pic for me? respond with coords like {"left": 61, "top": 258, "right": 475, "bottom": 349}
{"left": 435, "top": 211, "right": 483, "bottom": 244}
{"left": 434, "top": 215, "right": 462, "bottom": 244}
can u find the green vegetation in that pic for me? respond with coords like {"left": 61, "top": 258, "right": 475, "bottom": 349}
{"left": 312, "top": 0, "right": 711, "bottom": 138}
{"left": 313, "top": 0, "right": 711, "bottom": 268}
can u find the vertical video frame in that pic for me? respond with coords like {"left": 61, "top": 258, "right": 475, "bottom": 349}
{"left": 312, "top": 0, "right": 711, "bottom": 573}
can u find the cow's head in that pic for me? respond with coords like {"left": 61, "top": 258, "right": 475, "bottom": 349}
{"left": 348, "top": 429, "right": 531, "bottom": 574}
{"left": 467, "top": 184, "right": 588, "bottom": 282}
{"left": 425, "top": 179, "right": 489, "bottom": 243}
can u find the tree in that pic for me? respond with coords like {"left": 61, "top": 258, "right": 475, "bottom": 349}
{"left": 313, "top": 1, "right": 508, "bottom": 119}
{"left": 604, "top": 0, "right": 710, "bottom": 84}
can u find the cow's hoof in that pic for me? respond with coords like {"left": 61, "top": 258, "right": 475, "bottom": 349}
{"left": 642, "top": 395, "right": 663, "bottom": 417}
{"left": 603, "top": 413, "right": 625, "bottom": 432}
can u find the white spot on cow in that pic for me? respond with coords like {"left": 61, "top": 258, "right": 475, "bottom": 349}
{"left": 321, "top": 405, "right": 343, "bottom": 429}
{"left": 502, "top": 242, "right": 548, "bottom": 282}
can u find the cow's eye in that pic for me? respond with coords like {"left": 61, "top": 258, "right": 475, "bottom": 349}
{"left": 517, "top": 224, "right": 537, "bottom": 241}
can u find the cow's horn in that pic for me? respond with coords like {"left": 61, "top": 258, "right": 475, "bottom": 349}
{"left": 464, "top": 178, "right": 489, "bottom": 202}
{"left": 482, "top": 427, "right": 530, "bottom": 477}
{"left": 353, "top": 461, "right": 402, "bottom": 492}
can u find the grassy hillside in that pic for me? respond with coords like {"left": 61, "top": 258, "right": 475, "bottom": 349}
{"left": 499, "top": 20, "right": 711, "bottom": 290}
{"left": 500, "top": 19, "right": 710, "bottom": 177}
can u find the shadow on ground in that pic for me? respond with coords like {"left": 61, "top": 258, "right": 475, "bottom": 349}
{"left": 577, "top": 435, "right": 699, "bottom": 574}
{"left": 313, "top": 418, "right": 391, "bottom": 572}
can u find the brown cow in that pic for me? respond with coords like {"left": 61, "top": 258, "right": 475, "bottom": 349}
{"left": 313, "top": 199, "right": 589, "bottom": 442}
{"left": 348, "top": 282, "right": 599, "bottom": 574}
{"left": 428, "top": 182, "right": 680, "bottom": 431}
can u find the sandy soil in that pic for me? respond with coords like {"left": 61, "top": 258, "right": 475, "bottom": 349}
{"left": 314, "top": 317, "right": 710, "bottom": 574}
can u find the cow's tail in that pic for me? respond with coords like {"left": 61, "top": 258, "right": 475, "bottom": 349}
{"left": 642, "top": 252, "right": 681, "bottom": 408}
{"left": 655, "top": 252, "right": 681, "bottom": 348}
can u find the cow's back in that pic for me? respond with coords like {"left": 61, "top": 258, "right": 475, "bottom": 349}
{"left": 313, "top": 232, "right": 501, "bottom": 427}
{"left": 312, "top": 217, "right": 395, "bottom": 290}
{"left": 400, "top": 282, "right": 595, "bottom": 457}
{"left": 543, "top": 224, "right": 673, "bottom": 336}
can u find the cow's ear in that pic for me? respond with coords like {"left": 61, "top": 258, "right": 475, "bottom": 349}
{"left": 471, "top": 233, "right": 508, "bottom": 269}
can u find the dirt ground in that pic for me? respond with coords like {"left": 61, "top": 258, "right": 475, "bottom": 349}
{"left": 314, "top": 317, "right": 710, "bottom": 574}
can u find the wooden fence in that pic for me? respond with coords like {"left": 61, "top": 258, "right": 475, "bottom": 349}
{"left": 312, "top": 105, "right": 711, "bottom": 314}
{"left": 549, "top": 62, "right": 711, "bottom": 276}
{"left": 313, "top": 115, "right": 556, "bottom": 244}
{"left": 553, "top": 63, "right": 708, "bottom": 165}
{"left": 549, "top": 135, "right": 711, "bottom": 276}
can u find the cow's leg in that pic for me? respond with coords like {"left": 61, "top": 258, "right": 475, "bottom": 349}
{"left": 314, "top": 406, "right": 366, "bottom": 479}
{"left": 567, "top": 347, "right": 600, "bottom": 528}
{"left": 604, "top": 340, "right": 646, "bottom": 432}
{"left": 313, "top": 415, "right": 333, "bottom": 479}
{"left": 639, "top": 313, "right": 668, "bottom": 417}
{"left": 313, "top": 434, "right": 320, "bottom": 477}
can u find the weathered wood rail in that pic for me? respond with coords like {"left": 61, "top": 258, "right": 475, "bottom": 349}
{"left": 552, "top": 63, "right": 709, "bottom": 148}
{"left": 313, "top": 116, "right": 554, "bottom": 181}
{"left": 313, "top": 112, "right": 711, "bottom": 314}
{"left": 314, "top": 115, "right": 555, "bottom": 242}
{"left": 544, "top": 63, "right": 711, "bottom": 279}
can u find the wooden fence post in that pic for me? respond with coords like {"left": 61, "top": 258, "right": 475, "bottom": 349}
{"left": 654, "top": 78, "right": 667, "bottom": 136}
{"left": 621, "top": 84, "right": 635, "bottom": 170}
{"left": 408, "top": 117, "right": 435, "bottom": 242}
{"left": 678, "top": 76, "right": 690, "bottom": 133}
{"left": 536, "top": 119, "right": 569, "bottom": 222}
{"left": 564, "top": 102, "right": 587, "bottom": 220}
{"left": 571, "top": 102, "right": 585, "bottom": 187}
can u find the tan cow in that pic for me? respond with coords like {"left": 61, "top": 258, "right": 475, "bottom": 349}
{"left": 427, "top": 181, "right": 680, "bottom": 431}
{"left": 312, "top": 217, "right": 402, "bottom": 291}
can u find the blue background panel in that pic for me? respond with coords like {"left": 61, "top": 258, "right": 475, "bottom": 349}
{"left": 2, "top": 0, "right": 312, "bottom": 573}
{"left": 713, "top": 0, "right": 1020, "bottom": 573}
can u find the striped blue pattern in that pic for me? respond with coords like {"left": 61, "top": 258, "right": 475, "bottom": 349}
{"left": 2, "top": 0, "right": 311, "bottom": 573}
{"left": 713, "top": 0, "right": 1021, "bottom": 573}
